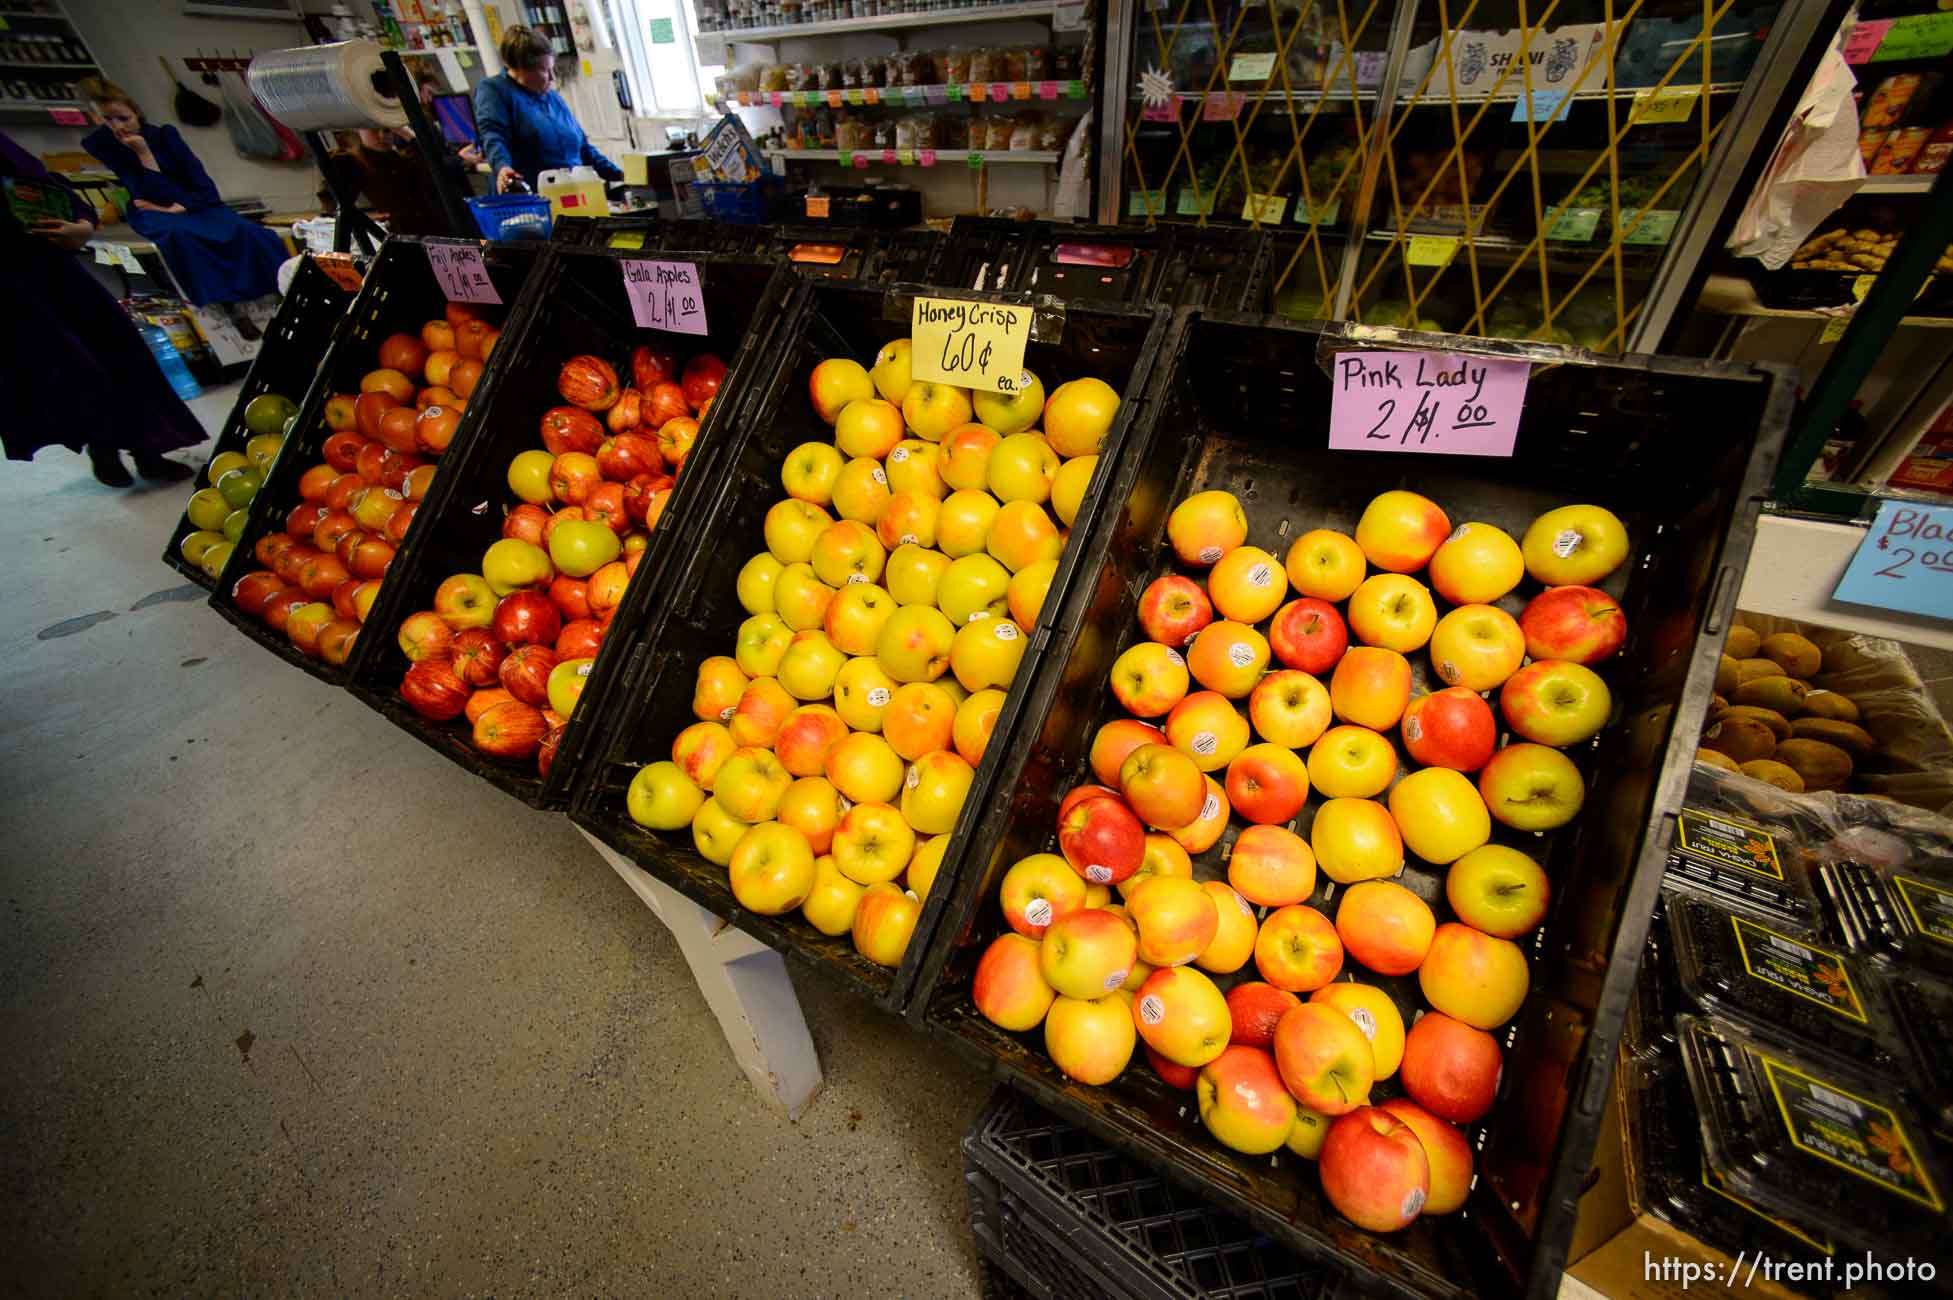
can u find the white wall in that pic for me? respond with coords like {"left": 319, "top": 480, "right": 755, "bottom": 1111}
{"left": 10, "top": 0, "right": 339, "bottom": 211}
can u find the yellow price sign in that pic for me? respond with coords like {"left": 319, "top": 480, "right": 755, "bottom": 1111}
{"left": 1241, "top": 192, "right": 1286, "bottom": 224}
{"left": 1630, "top": 86, "right": 1698, "bottom": 125}
{"left": 1821, "top": 276, "right": 1877, "bottom": 343}
{"left": 910, "top": 297, "right": 1032, "bottom": 394}
{"left": 1406, "top": 235, "right": 1459, "bottom": 268}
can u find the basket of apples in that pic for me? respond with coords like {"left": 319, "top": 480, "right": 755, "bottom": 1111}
{"left": 212, "top": 237, "right": 547, "bottom": 683}
{"left": 345, "top": 248, "right": 795, "bottom": 808}
{"left": 910, "top": 315, "right": 1786, "bottom": 1296}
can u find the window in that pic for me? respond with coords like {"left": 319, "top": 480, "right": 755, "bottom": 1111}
{"left": 607, "top": 0, "right": 716, "bottom": 116}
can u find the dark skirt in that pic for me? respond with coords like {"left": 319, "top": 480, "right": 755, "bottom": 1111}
{"left": 0, "top": 244, "right": 206, "bottom": 461}
{"left": 128, "top": 205, "right": 286, "bottom": 306}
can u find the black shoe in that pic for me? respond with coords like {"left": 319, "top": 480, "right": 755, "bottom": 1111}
{"left": 134, "top": 454, "right": 194, "bottom": 483}
{"left": 88, "top": 443, "right": 133, "bottom": 487}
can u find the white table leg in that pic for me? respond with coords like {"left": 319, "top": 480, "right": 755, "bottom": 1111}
{"left": 578, "top": 827, "right": 824, "bottom": 1120}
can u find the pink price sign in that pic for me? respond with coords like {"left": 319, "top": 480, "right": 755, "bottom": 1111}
{"left": 620, "top": 259, "right": 709, "bottom": 335}
{"left": 1327, "top": 350, "right": 1528, "bottom": 457}
{"left": 424, "top": 243, "right": 501, "bottom": 305}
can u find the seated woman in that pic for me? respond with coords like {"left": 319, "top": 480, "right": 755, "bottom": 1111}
{"left": 78, "top": 76, "right": 286, "bottom": 327}
{"left": 475, "top": 25, "right": 622, "bottom": 193}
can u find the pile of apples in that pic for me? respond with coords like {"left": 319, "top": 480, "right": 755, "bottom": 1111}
{"left": 178, "top": 390, "right": 294, "bottom": 580}
{"left": 226, "top": 303, "right": 500, "bottom": 664}
{"left": 623, "top": 338, "right": 1120, "bottom": 972}
{"left": 392, "top": 343, "right": 723, "bottom": 774}
{"left": 970, "top": 487, "right": 1633, "bottom": 1235}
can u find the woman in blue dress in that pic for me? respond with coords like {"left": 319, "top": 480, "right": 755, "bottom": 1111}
{"left": 475, "top": 26, "right": 622, "bottom": 194}
{"left": 78, "top": 77, "right": 286, "bottom": 318}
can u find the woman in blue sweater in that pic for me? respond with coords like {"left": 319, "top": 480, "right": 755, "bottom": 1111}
{"left": 77, "top": 77, "right": 286, "bottom": 312}
{"left": 476, "top": 26, "right": 622, "bottom": 193}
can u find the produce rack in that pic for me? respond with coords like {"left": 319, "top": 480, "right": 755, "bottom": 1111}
{"left": 965, "top": 1087, "right": 1355, "bottom": 1300}
{"left": 936, "top": 217, "right": 1269, "bottom": 311}
{"left": 571, "top": 282, "right": 1173, "bottom": 1013}
{"left": 346, "top": 248, "right": 798, "bottom": 810}
{"left": 164, "top": 256, "right": 360, "bottom": 588}
{"left": 909, "top": 313, "right": 1793, "bottom": 1298}
{"left": 551, "top": 215, "right": 948, "bottom": 286}
{"left": 209, "top": 238, "right": 548, "bottom": 685}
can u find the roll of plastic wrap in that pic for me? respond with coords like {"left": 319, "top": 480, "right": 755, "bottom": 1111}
{"left": 247, "top": 40, "right": 406, "bottom": 132}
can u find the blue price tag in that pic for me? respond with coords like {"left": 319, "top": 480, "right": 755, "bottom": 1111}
{"left": 1833, "top": 500, "right": 1953, "bottom": 617}
{"left": 1511, "top": 88, "right": 1570, "bottom": 124}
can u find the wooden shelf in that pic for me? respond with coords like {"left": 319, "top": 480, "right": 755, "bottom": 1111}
{"left": 1860, "top": 174, "right": 1939, "bottom": 195}
{"left": 730, "top": 79, "right": 1087, "bottom": 109}
{"left": 1696, "top": 272, "right": 1953, "bottom": 328}
{"left": 698, "top": 1, "right": 1056, "bottom": 54}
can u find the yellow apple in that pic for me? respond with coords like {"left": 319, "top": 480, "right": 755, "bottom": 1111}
{"left": 1040, "top": 907, "right": 1139, "bottom": 999}
{"left": 885, "top": 438, "right": 944, "bottom": 498}
{"left": 728, "top": 821, "right": 816, "bottom": 914}
{"left": 1347, "top": 574, "right": 1438, "bottom": 654}
{"left": 907, "top": 833, "right": 948, "bottom": 900}
{"left": 831, "top": 457, "right": 891, "bottom": 524}
{"left": 974, "top": 932, "right": 1057, "bottom": 1028}
{"left": 937, "top": 488, "right": 1002, "bottom": 559}
{"left": 1284, "top": 528, "right": 1366, "bottom": 601}
{"left": 876, "top": 604, "right": 956, "bottom": 682}
{"left": 626, "top": 760, "right": 704, "bottom": 830}
{"left": 1045, "top": 993, "right": 1136, "bottom": 1084}
{"left": 901, "top": 379, "right": 973, "bottom": 441}
{"left": 1167, "top": 490, "right": 1247, "bottom": 567}
{"left": 763, "top": 498, "right": 832, "bottom": 564}
{"left": 953, "top": 688, "right": 1006, "bottom": 764}
{"left": 1198, "top": 1044, "right": 1297, "bottom": 1154}
{"left": 1051, "top": 454, "right": 1096, "bottom": 527}
{"left": 1428, "top": 604, "right": 1526, "bottom": 693}
{"left": 736, "top": 552, "right": 783, "bottom": 615}
{"left": 809, "top": 519, "right": 887, "bottom": 589}
{"left": 1167, "top": 776, "right": 1229, "bottom": 853}
{"left": 781, "top": 440, "right": 845, "bottom": 506}
{"left": 1307, "top": 724, "right": 1398, "bottom": 799}
{"left": 1120, "top": 833, "right": 1193, "bottom": 900}
{"left": 728, "top": 677, "right": 794, "bottom": 748}
{"left": 834, "top": 397, "right": 905, "bottom": 460}
{"left": 940, "top": 424, "right": 1001, "bottom": 491}
{"left": 825, "top": 732, "right": 905, "bottom": 805}
{"left": 1186, "top": 620, "right": 1270, "bottom": 698}
{"left": 973, "top": 369, "right": 1046, "bottom": 436}
{"left": 1007, "top": 557, "right": 1058, "bottom": 630}
{"left": 1132, "top": 964, "right": 1230, "bottom": 1067}
{"left": 1355, "top": 489, "right": 1451, "bottom": 573}
{"left": 987, "top": 499, "right": 1062, "bottom": 574}
{"left": 833, "top": 801, "right": 917, "bottom": 884}
{"left": 777, "top": 775, "right": 846, "bottom": 852}
{"left": 777, "top": 629, "right": 845, "bottom": 701}
{"left": 1249, "top": 669, "right": 1333, "bottom": 749}
{"left": 882, "top": 680, "right": 956, "bottom": 759}
{"left": 714, "top": 746, "right": 793, "bottom": 823}
{"left": 1428, "top": 521, "right": 1524, "bottom": 605}
{"left": 809, "top": 357, "right": 874, "bottom": 423}
{"left": 950, "top": 613, "right": 1028, "bottom": 691}
{"left": 1418, "top": 922, "right": 1530, "bottom": 1029}
{"left": 1521, "top": 503, "right": 1629, "bottom": 585}
{"left": 690, "top": 796, "right": 745, "bottom": 866}
{"left": 937, "top": 553, "right": 1012, "bottom": 625}
{"left": 773, "top": 705, "right": 849, "bottom": 778}
{"left": 802, "top": 853, "right": 866, "bottom": 935}
{"left": 833, "top": 655, "right": 898, "bottom": 731}
{"left": 870, "top": 338, "right": 913, "bottom": 405}
{"left": 672, "top": 720, "right": 737, "bottom": 790}
{"left": 876, "top": 490, "right": 940, "bottom": 550}
{"left": 1208, "top": 546, "right": 1286, "bottom": 624}
{"left": 1165, "top": 690, "right": 1251, "bottom": 771}
{"left": 1126, "top": 874, "right": 1220, "bottom": 967}
{"left": 734, "top": 613, "right": 792, "bottom": 678}
{"left": 1195, "top": 880, "right": 1258, "bottom": 974}
{"left": 986, "top": 432, "right": 1060, "bottom": 504}
{"left": 1043, "top": 376, "right": 1119, "bottom": 457}
{"left": 772, "top": 562, "right": 836, "bottom": 633}
{"left": 825, "top": 581, "right": 896, "bottom": 656}
{"left": 852, "top": 881, "right": 921, "bottom": 967}
{"left": 1310, "top": 796, "right": 1404, "bottom": 884}
{"left": 885, "top": 542, "right": 953, "bottom": 606}
{"left": 1310, "top": 982, "right": 1407, "bottom": 1078}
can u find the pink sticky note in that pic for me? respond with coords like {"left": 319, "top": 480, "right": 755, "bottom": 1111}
{"left": 425, "top": 243, "right": 501, "bottom": 305}
{"left": 48, "top": 107, "right": 86, "bottom": 125}
{"left": 990, "top": 83, "right": 1008, "bottom": 102}
{"left": 881, "top": 149, "right": 897, "bottom": 164}
{"left": 854, "top": 153, "right": 871, "bottom": 169}
{"left": 1327, "top": 350, "right": 1528, "bottom": 457}
{"left": 770, "top": 91, "right": 784, "bottom": 106}
{"left": 919, "top": 149, "right": 937, "bottom": 167}
{"left": 1039, "top": 80, "right": 1059, "bottom": 100}
{"left": 1842, "top": 18, "right": 1892, "bottom": 63}
{"left": 620, "top": 259, "right": 709, "bottom": 335}
{"left": 1142, "top": 100, "right": 1177, "bottom": 122}
{"left": 1201, "top": 92, "right": 1243, "bottom": 122}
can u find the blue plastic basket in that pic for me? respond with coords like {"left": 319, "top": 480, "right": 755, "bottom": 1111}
{"left": 695, "top": 176, "right": 785, "bottom": 225}
{"left": 464, "top": 194, "right": 553, "bottom": 241}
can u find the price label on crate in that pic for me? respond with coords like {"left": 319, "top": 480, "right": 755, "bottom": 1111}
{"left": 947, "top": 83, "right": 965, "bottom": 101}
{"left": 837, "top": 149, "right": 855, "bottom": 167}
{"left": 1066, "top": 79, "right": 1087, "bottom": 99}
{"left": 924, "top": 85, "right": 945, "bottom": 105}
{"left": 967, "top": 152, "right": 985, "bottom": 169}
{"left": 805, "top": 195, "right": 830, "bottom": 218}
{"left": 911, "top": 297, "right": 1031, "bottom": 394}
{"left": 1833, "top": 499, "right": 1953, "bottom": 618}
{"left": 1241, "top": 192, "right": 1285, "bottom": 223}
{"left": 1406, "top": 235, "right": 1459, "bottom": 268}
{"left": 969, "top": 82, "right": 987, "bottom": 100}
{"left": 1128, "top": 189, "right": 1165, "bottom": 218}
{"left": 425, "top": 243, "right": 501, "bottom": 305}
{"left": 1620, "top": 208, "right": 1679, "bottom": 245}
{"left": 1546, "top": 207, "right": 1601, "bottom": 241}
{"left": 1228, "top": 51, "right": 1277, "bottom": 81}
{"left": 621, "top": 259, "right": 709, "bottom": 336}
{"left": 1328, "top": 350, "right": 1529, "bottom": 457}
{"left": 1629, "top": 86, "right": 1697, "bottom": 125}
{"left": 1510, "top": 87, "right": 1570, "bottom": 125}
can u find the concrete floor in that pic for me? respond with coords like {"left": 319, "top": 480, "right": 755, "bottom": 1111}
{"left": 0, "top": 386, "right": 991, "bottom": 1297}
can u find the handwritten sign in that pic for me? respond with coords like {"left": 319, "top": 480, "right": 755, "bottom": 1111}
{"left": 1620, "top": 208, "right": 1679, "bottom": 245}
{"left": 1241, "top": 192, "right": 1285, "bottom": 223}
{"left": 1842, "top": 18, "right": 1892, "bottom": 63}
{"left": 426, "top": 243, "right": 501, "bottom": 305}
{"left": 621, "top": 260, "right": 708, "bottom": 335}
{"left": 1406, "top": 235, "right": 1459, "bottom": 268}
{"left": 805, "top": 195, "right": 830, "bottom": 219}
{"left": 1511, "top": 88, "right": 1569, "bottom": 124}
{"left": 911, "top": 297, "right": 1031, "bottom": 394}
{"left": 1870, "top": 12, "right": 1953, "bottom": 61}
{"left": 1293, "top": 196, "right": 1340, "bottom": 225}
{"left": 1630, "top": 86, "right": 1697, "bottom": 125}
{"left": 1129, "top": 189, "right": 1165, "bottom": 217}
{"left": 1834, "top": 500, "right": 1953, "bottom": 617}
{"left": 1546, "top": 207, "right": 1601, "bottom": 241}
{"left": 1202, "top": 91, "right": 1244, "bottom": 121}
{"left": 1328, "top": 351, "right": 1529, "bottom": 457}
{"left": 1229, "top": 52, "right": 1277, "bottom": 81}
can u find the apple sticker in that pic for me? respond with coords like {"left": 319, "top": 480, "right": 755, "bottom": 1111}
{"left": 1085, "top": 863, "right": 1113, "bottom": 883}
{"left": 1552, "top": 528, "right": 1581, "bottom": 558}
{"left": 1248, "top": 563, "right": 1273, "bottom": 587}
{"left": 900, "top": 533, "right": 919, "bottom": 546}
{"left": 1199, "top": 546, "right": 1223, "bottom": 564}
{"left": 1200, "top": 793, "right": 1220, "bottom": 820}
{"left": 871, "top": 466, "right": 888, "bottom": 485}
{"left": 1025, "top": 897, "right": 1054, "bottom": 928}
{"left": 994, "top": 622, "right": 1019, "bottom": 641}
{"left": 1192, "top": 732, "right": 1218, "bottom": 756}
{"left": 1103, "top": 968, "right": 1129, "bottom": 992}
{"left": 867, "top": 687, "right": 892, "bottom": 707}
{"left": 1401, "top": 1187, "right": 1426, "bottom": 1219}
{"left": 1228, "top": 642, "right": 1256, "bottom": 667}
{"left": 720, "top": 705, "right": 736, "bottom": 720}
{"left": 906, "top": 765, "right": 920, "bottom": 789}
{"left": 1348, "top": 1007, "right": 1378, "bottom": 1040}
{"left": 889, "top": 446, "right": 910, "bottom": 462}
{"left": 847, "top": 573, "right": 870, "bottom": 584}
{"left": 1139, "top": 994, "right": 1166, "bottom": 1024}
{"left": 1404, "top": 715, "right": 1424, "bottom": 742}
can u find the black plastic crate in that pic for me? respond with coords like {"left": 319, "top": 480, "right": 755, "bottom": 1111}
{"left": 164, "top": 255, "right": 358, "bottom": 586}
{"left": 570, "top": 282, "right": 1172, "bottom": 1012}
{"left": 786, "top": 184, "right": 924, "bottom": 229}
{"left": 913, "top": 314, "right": 1792, "bottom": 1299}
{"left": 345, "top": 247, "right": 797, "bottom": 809}
{"left": 558, "top": 214, "right": 772, "bottom": 257}
{"left": 938, "top": 217, "right": 1267, "bottom": 310}
{"left": 966, "top": 1088, "right": 1351, "bottom": 1300}
{"left": 209, "top": 237, "right": 548, "bottom": 685}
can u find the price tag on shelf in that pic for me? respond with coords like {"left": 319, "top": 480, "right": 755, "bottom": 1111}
{"left": 825, "top": 90, "right": 843, "bottom": 107}
{"left": 1870, "top": 12, "right": 1953, "bottom": 61}
{"left": 969, "top": 82, "right": 987, "bottom": 100}
{"left": 736, "top": 91, "right": 751, "bottom": 106}
{"left": 838, "top": 149, "right": 855, "bottom": 167}
{"left": 1175, "top": 188, "right": 1214, "bottom": 217}
{"left": 425, "top": 243, "right": 501, "bottom": 304}
{"left": 1510, "top": 87, "right": 1570, "bottom": 124}
{"left": 620, "top": 259, "right": 708, "bottom": 335}
{"left": 1011, "top": 81, "right": 1032, "bottom": 100}
{"left": 1629, "top": 86, "right": 1697, "bottom": 125}
{"left": 912, "top": 297, "right": 1031, "bottom": 394}
{"left": 919, "top": 149, "right": 937, "bottom": 167}
{"left": 855, "top": 153, "right": 872, "bottom": 169}
{"left": 1293, "top": 196, "right": 1340, "bottom": 225}
{"left": 1039, "top": 80, "right": 1060, "bottom": 100}
{"left": 768, "top": 91, "right": 783, "bottom": 106}
{"left": 1620, "top": 208, "right": 1678, "bottom": 245}
{"left": 864, "top": 87, "right": 880, "bottom": 104}
{"left": 1141, "top": 100, "right": 1177, "bottom": 122}
{"left": 1229, "top": 52, "right": 1277, "bottom": 82}
{"left": 991, "top": 84, "right": 1010, "bottom": 102}
{"left": 1241, "top": 192, "right": 1286, "bottom": 223}
{"left": 1820, "top": 276, "right": 1875, "bottom": 344}
{"left": 898, "top": 149, "right": 915, "bottom": 166}
{"left": 845, "top": 88, "right": 863, "bottom": 105}
{"left": 805, "top": 195, "right": 830, "bottom": 218}
{"left": 880, "top": 149, "right": 897, "bottom": 164}
{"left": 47, "top": 107, "right": 86, "bottom": 125}
{"left": 1842, "top": 18, "right": 1892, "bottom": 63}
{"left": 1066, "top": 80, "right": 1086, "bottom": 99}
{"left": 967, "top": 151, "right": 985, "bottom": 169}
{"left": 1546, "top": 207, "right": 1601, "bottom": 241}
{"left": 1128, "top": 189, "right": 1165, "bottom": 218}
{"left": 797, "top": 90, "right": 815, "bottom": 106}
{"left": 1834, "top": 499, "right": 1953, "bottom": 616}
{"left": 1201, "top": 91, "right": 1244, "bottom": 121}
{"left": 922, "top": 85, "right": 943, "bottom": 104}
{"left": 1329, "top": 350, "right": 1529, "bottom": 457}
{"left": 946, "top": 83, "right": 965, "bottom": 101}
{"left": 1406, "top": 235, "right": 1459, "bottom": 268}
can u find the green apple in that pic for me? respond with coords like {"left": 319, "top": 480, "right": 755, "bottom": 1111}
{"left": 197, "top": 539, "right": 234, "bottom": 580}
{"left": 885, "top": 543, "right": 952, "bottom": 606}
{"left": 481, "top": 538, "right": 554, "bottom": 596}
{"left": 781, "top": 441, "right": 845, "bottom": 506}
{"left": 547, "top": 655, "right": 595, "bottom": 718}
{"left": 222, "top": 508, "right": 250, "bottom": 543}
{"left": 936, "top": 553, "right": 1011, "bottom": 626}
{"left": 185, "top": 487, "right": 231, "bottom": 532}
{"left": 549, "top": 519, "right": 622, "bottom": 578}
{"left": 735, "top": 613, "right": 792, "bottom": 677}
{"left": 205, "top": 450, "right": 250, "bottom": 486}
{"left": 737, "top": 552, "right": 783, "bottom": 615}
{"left": 778, "top": 630, "right": 845, "bottom": 701}
{"left": 507, "top": 449, "right": 555, "bottom": 505}
{"left": 690, "top": 796, "right": 745, "bottom": 864}
{"left": 628, "top": 760, "right": 703, "bottom": 830}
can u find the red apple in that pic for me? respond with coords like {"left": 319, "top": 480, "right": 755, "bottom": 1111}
{"left": 1226, "top": 981, "right": 1301, "bottom": 1049}
{"left": 353, "top": 390, "right": 398, "bottom": 439}
{"left": 1379, "top": 1099, "right": 1474, "bottom": 1216}
{"left": 622, "top": 473, "right": 664, "bottom": 523}
{"left": 231, "top": 571, "right": 286, "bottom": 617}
{"left": 1269, "top": 598, "right": 1348, "bottom": 675}
{"left": 343, "top": 534, "right": 395, "bottom": 580}
{"left": 1137, "top": 576, "right": 1214, "bottom": 648}
{"left": 450, "top": 626, "right": 507, "bottom": 687}
{"left": 645, "top": 381, "right": 689, "bottom": 428}
{"left": 540, "top": 405, "right": 606, "bottom": 456}
{"left": 1318, "top": 1106, "right": 1431, "bottom": 1231}
{"left": 397, "top": 610, "right": 454, "bottom": 662}
{"left": 287, "top": 500, "right": 330, "bottom": 542}
{"left": 556, "top": 618, "right": 605, "bottom": 659}
{"left": 1058, "top": 795, "right": 1146, "bottom": 886}
{"left": 382, "top": 498, "right": 419, "bottom": 544}
{"left": 503, "top": 503, "right": 550, "bottom": 546}
{"left": 261, "top": 589, "right": 305, "bottom": 632}
{"left": 401, "top": 657, "right": 470, "bottom": 720}
{"left": 1400, "top": 687, "right": 1497, "bottom": 773}
{"left": 354, "top": 441, "right": 389, "bottom": 486}
{"left": 1519, "top": 585, "right": 1627, "bottom": 665}
{"left": 1145, "top": 1045, "right": 1199, "bottom": 1090}
{"left": 322, "top": 393, "right": 358, "bottom": 432}
{"left": 1399, "top": 1011, "right": 1502, "bottom": 1125}
{"left": 499, "top": 644, "right": 558, "bottom": 707}
{"left": 375, "top": 403, "right": 420, "bottom": 453}
{"left": 681, "top": 353, "right": 726, "bottom": 409}
{"left": 584, "top": 481, "right": 630, "bottom": 535}
{"left": 597, "top": 432, "right": 662, "bottom": 482}
{"left": 631, "top": 342, "right": 677, "bottom": 389}
{"left": 473, "top": 699, "right": 548, "bottom": 761}
{"left": 1058, "top": 784, "right": 1123, "bottom": 825}
{"left": 492, "top": 590, "right": 562, "bottom": 648}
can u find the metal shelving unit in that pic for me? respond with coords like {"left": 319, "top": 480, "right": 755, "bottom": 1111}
{"left": 698, "top": 0, "right": 1059, "bottom": 57}
{"left": 766, "top": 147, "right": 1058, "bottom": 163}
{"left": 0, "top": 0, "right": 100, "bottom": 123}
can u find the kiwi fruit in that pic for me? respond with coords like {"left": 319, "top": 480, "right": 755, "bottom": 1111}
{"left": 1740, "top": 759, "right": 1806, "bottom": 793}
{"left": 1700, "top": 715, "right": 1777, "bottom": 764}
{"left": 1732, "top": 676, "right": 1808, "bottom": 715}
{"left": 1802, "top": 690, "right": 1860, "bottom": 723}
{"left": 1725, "top": 625, "right": 1761, "bottom": 659}
{"left": 1791, "top": 717, "right": 1876, "bottom": 759}
{"left": 1696, "top": 747, "right": 1741, "bottom": 772}
{"left": 1774, "top": 738, "right": 1853, "bottom": 791}
{"left": 1737, "top": 657, "right": 1787, "bottom": 684}
{"left": 1716, "top": 655, "right": 1739, "bottom": 694}
{"left": 1722, "top": 705, "right": 1791, "bottom": 741}
{"left": 1760, "top": 632, "right": 1822, "bottom": 679}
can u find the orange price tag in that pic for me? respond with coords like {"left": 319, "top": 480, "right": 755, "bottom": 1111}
{"left": 825, "top": 90, "right": 843, "bottom": 107}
